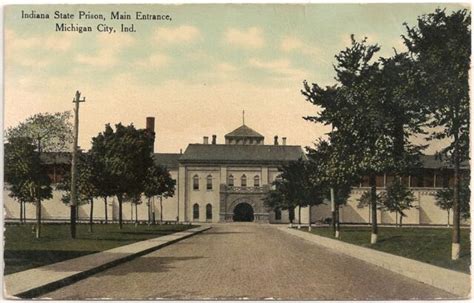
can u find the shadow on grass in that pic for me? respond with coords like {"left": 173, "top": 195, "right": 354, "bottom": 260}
{"left": 4, "top": 250, "right": 99, "bottom": 275}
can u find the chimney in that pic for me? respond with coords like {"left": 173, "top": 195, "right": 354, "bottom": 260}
{"left": 203, "top": 136, "right": 209, "bottom": 144}
{"left": 282, "top": 137, "right": 287, "bottom": 145}
{"left": 212, "top": 135, "right": 216, "bottom": 144}
{"left": 146, "top": 117, "right": 155, "bottom": 153}
{"left": 274, "top": 135, "right": 279, "bottom": 145}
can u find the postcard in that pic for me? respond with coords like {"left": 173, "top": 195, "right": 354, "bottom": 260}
{"left": 3, "top": 3, "right": 471, "bottom": 300}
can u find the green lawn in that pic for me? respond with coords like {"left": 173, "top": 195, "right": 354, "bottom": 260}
{"left": 4, "top": 223, "right": 195, "bottom": 275}
{"left": 305, "top": 226, "right": 470, "bottom": 273}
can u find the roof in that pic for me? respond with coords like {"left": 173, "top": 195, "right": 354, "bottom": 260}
{"left": 419, "top": 154, "right": 470, "bottom": 170}
{"left": 40, "top": 152, "right": 71, "bottom": 165}
{"left": 36, "top": 152, "right": 469, "bottom": 170}
{"left": 224, "top": 124, "right": 264, "bottom": 138}
{"left": 153, "top": 153, "right": 181, "bottom": 169}
{"left": 179, "top": 144, "right": 307, "bottom": 164}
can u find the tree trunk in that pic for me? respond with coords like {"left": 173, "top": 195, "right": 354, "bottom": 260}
{"left": 117, "top": 194, "right": 123, "bottom": 229}
{"left": 152, "top": 196, "right": 156, "bottom": 225}
{"left": 369, "top": 173, "right": 378, "bottom": 244}
{"left": 160, "top": 196, "right": 163, "bottom": 224}
{"left": 104, "top": 197, "right": 108, "bottom": 224}
{"left": 289, "top": 207, "right": 294, "bottom": 228}
{"left": 297, "top": 206, "right": 301, "bottom": 229}
{"left": 308, "top": 205, "right": 312, "bottom": 232}
{"left": 89, "top": 198, "right": 94, "bottom": 233}
{"left": 20, "top": 201, "right": 23, "bottom": 223}
{"left": 147, "top": 197, "right": 151, "bottom": 225}
{"left": 447, "top": 209, "right": 450, "bottom": 227}
{"left": 23, "top": 201, "right": 27, "bottom": 223}
{"left": 335, "top": 205, "right": 340, "bottom": 238}
{"left": 395, "top": 211, "right": 398, "bottom": 228}
{"left": 452, "top": 136, "right": 461, "bottom": 260}
{"left": 399, "top": 214, "right": 403, "bottom": 228}
{"left": 135, "top": 203, "right": 138, "bottom": 226}
{"left": 35, "top": 197, "right": 41, "bottom": 239}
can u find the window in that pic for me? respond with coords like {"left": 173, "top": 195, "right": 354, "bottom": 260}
{"left": 206, "top": 204, "right": 212, "bottom": 220}
{"left": 193, "top": 203, "right": 199, "bottom": 220}
{"left": 422, "top": 170, "right": 435, "bottom": 187}
{"left": 228, "top": 175, "right": 234, "bottom": 187}
{"left": 241, "top": 174, "right": 247, "bottom": 187}
{"left": 254, "top": 175, "right": 260, "bottom": 187}
{"left": 207, "top": 175, "right": 213, "bottom": 190}
{"left": 275, "top": 208, "right": 282, "bottom": 220}
{"left": 376, "top": 175, "right": 384, "bottom": 187}
{"left": 193, "top": 175, "right": 199, "bottom": 190}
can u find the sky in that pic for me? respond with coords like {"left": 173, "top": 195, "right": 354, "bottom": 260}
{"left": 4, "top": 3, "right": 469, "bottom": 153}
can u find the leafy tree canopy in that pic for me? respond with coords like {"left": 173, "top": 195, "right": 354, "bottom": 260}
{"left": 5, "top": 112, "right": 73, "bottom": 153}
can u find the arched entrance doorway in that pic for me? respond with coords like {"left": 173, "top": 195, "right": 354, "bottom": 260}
{"left": 233, "top": 202, "right": 254, "bottom": 222}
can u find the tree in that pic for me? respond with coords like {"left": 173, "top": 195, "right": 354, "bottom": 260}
{"left": 143, "top": 163, "right": 176, "bottom": 224}
{"left": 57, "top": 153, "right": 98, "bottom": 232}
{"left": 4, "top": 137, "right": 52, "bottom": 227}
{"left": 303, "top": 36, "right": 388, "bottom": 244}
{"left": 264, "top": 178, "right": 297, "bottom": 227}
{"left": 5, "top": 112, "right": 71, "bottom": 238}
{"left": 380, "top": 179, "right": 415, "bottom": 227}
{"left": 434, "top": 175, "right": 471, "bottom": 226}
{"left": 403, "top": 8, "right": 471, "bottom": 260}
{"left": 302, "top": 35, "right": 427, "bottom": 243}
{"left": 306, "top": 138, "right": 358, "bottom": 237}
{"left": 264, "top": 159, "right": 325, "bottom": 228}
{"left": 90, "top": 123, "right": 154, "bottom": 229}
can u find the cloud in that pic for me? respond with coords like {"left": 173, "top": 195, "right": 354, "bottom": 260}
{"left": 74, "top": 33, "right": 135, "bottom": 68}
{"left": 248, "top": 57, "right": 309, "bottom": 82}
{"left": 153, "top": 25, "right": 201, "bottom": 44}
{"left": 16, "top": 57, "right": 52, "bottom": 68}
{"left": 97, "top": 33, "right": 135, "bottom": 48}
{"left": 5, "top": 29, "right": 75, "bottom": 53}
{"left": 135, "top": 53, "right": 171, "bottom": 69}
{"left": 75, "top": 49, "right": 118, "bottom": 68}
{"left": 224, "top": 27, "right": 264, "bottom": 49}
{"left": 280, "top": 36, "right": 319, "bottom": 57}
{"left": 249, "top": 58, "right": 291, "bottom": 70}
{"left": 215, "top": 62, "right": 238, "bottom": 73}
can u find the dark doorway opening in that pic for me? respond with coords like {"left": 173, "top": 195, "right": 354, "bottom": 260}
{"left": 233, "top": 203, "right": 254, "bottom": 222}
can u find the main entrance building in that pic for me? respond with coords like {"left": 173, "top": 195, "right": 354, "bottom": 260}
{"left": 169, "top": 120, "right": 307, "bottom": 223}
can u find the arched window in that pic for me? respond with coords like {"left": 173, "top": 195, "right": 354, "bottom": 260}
{"left": 193, "top": 203, "right": 199, "bottom": 220}
{"left": 254, "top": 175, "right": 260, "bottom": 187}
{"left": 228, "top": 174, "right": 234, "bottom": 187}
{"left": 241, "top": 174, "right": 247, "bottom": 187}
{"left": 206, "top": 203, "right": 212, "bottom": 220}
{"left": 275, "top": 208, "right": 282, "bottom": 220}
{"left": 193, "top": 175, "right": 199, "bottom": 190}
{"left": 207, "top": 175, "right": 213, "bottom": 190}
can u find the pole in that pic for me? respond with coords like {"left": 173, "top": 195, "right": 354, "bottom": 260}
{"left": 330, "top": 188, "right": 336, "bottom": 235}
{"left": 70, "top": 90, "right": 85, "bottom": 239}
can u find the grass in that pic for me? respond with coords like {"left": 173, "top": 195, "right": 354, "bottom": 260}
{"left": 305, "top": 225, "right": 470, "bottom": 273}
{"left": 4, "top": 223, "right": 196, "bottom": 275}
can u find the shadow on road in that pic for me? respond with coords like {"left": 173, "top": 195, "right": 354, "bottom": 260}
{"left": 96, "top": 256, "right": 206, "bottom": 276}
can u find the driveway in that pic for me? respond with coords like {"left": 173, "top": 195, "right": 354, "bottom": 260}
{"left": 42, "top": 223, "right": 454, "bottom": 300}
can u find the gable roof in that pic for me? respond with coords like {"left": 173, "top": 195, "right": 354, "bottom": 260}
{"left": 225, "top": 124, "right": 264, "bottom": 138}
{"left": 179, "top": 144, "right": 306, "bottom": 164}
